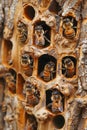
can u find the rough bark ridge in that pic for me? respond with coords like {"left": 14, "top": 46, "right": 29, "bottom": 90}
{"left": 0, "top": 0, "right": 87, "bottom": 130}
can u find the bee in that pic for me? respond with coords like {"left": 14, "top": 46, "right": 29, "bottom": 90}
{"left": 17, "top": 21, "right": 28, "bottom": 43}
{"left": 21, "top": 53, "right": 33, "bottom": 76}
{"left": 63, "top": 58, "right": 75, "bottom": 78}
{"left": 63, "top": 18, "right": 76, "bottom": 39}
{"left": 34, "top": 25, "right": 45, "bottom": 47}
{"left": 5, "top": 72, "right": 16, "bottom": 93}
{"left": 40, "top": 61, "right": 55, "bottom": 82}
{"left": 51, "top": 89, "right": 63, "bottom": 113}
{"left": 24, "top": 81, "right": 40, "bottom": 107}
{"left": 34, "top": 25, "right": 50, "bottom": 47}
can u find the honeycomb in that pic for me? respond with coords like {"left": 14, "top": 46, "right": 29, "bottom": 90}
{"left": 0, "top": 0, "right": 87, "bottom": 130}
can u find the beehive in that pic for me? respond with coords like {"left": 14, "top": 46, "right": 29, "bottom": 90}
{"left": 0, "top": 0, "right": 87, "bottom": 130}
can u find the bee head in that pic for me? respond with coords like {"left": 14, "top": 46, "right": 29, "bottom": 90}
{"left": 64, "top": 58, "right": 73, "bottom": 67}
{"left": 35, "top": 25, "right": 43, "bottom": 30}
{"left": 63, "top": 18, "right": 73, "bottom": 27}
{"left": 52, "top": 90, "right": 61, "bottom": 100}
{"left": 63, "top": 18, "right": 70, "bottom": 23}
{"left": 52, "top": 89, "right": 60, "bottom": 95}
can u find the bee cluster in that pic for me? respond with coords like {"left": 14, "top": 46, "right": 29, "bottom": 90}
{"left": 0, "top": 0, "right": 87, "bottom": 130}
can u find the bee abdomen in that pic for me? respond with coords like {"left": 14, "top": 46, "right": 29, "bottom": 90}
{"left": 65, "top": 33, "right": 75, "bottom": 39}
{"left": 43, "top": 71, "right": 50, "bottom": 82}
{"left": 65, "top": 68, "right": 75, "bottom": 78}
{"left": 64, "top": 29, "right": 75, "bottom": 39}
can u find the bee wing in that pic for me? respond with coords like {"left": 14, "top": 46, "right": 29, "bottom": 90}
{"left": 39, "top": 71, "right": 43, "bottom": 78}
{"left": 59, "top": 105, "right": 63, "bottom": 112}
{"left": 44, "top": 36, "right": 50, "bottom": 43}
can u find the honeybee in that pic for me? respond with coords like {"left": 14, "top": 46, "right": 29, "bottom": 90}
{"left": 51, "top": 89, "right": 63, "bottom": 113}
{"left": 5, "top": 72, "right": 16, "bottom": 93}
{"left": 63, "top": 58, "right": 75, "bottom": 78}
{"left": 63, "top": 18, "right": 76, "bottom": 39}
{"left": 17, "top": 21, "right": 28, "bottom": 43}
{"left": 40, "top": 61, "right": 55, "bottom": 82}
{"left": 35, "top": 25, "right": 45, "bottom": 47}
{"left": 21, "top": 53, "right": 33, "bottom": 76}
{"left": 24, "top": 81, "right": 40, "bottom": 107}
{"left": 34, "top": 25, "right": 50, "bottom": 47}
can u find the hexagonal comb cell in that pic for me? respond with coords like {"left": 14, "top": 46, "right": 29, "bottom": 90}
{"left": 24, "top": 5, "right": 35, "bottom": 20}
{"left": 48, "top": 0, "right": 61, "bottom": 14}
{"left": 38, "top": 54, "right": 56, "bottom": 82}
{"left": 20, "top": 53, "right": 34, "bottom": 77}
{"left": 23, "top": 80, "right": 40, "bottom": 109}
{"left": 34, "top": 21, "right": 51, "bottom": 48}
{"left": 62, "top": 16, "right": 77, "bottom": 39}
{"left": 2, "top": 40, "right": 13, "bottom": 66}
{"left": 52, "top": 115, "right": 65, "bottom": 129}
{"left": 46, "top": 89, "right": 64, "bottom": 114}
{"left": 62, "top": 56, "right": 77, "bottom": 78}
{"left": 5, "top": 69, "right": 16, "bottom": 94}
